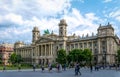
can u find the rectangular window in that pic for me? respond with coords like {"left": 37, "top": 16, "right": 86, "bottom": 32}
{"left": 89, "top": 42, "right": 92, "bottom": 47}
{"left": 84, "top": 43, "right": 87, "bottom": 48}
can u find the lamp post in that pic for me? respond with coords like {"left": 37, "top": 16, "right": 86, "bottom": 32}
{"left": 115, "top": 55, "right": 118, "bottom": 70}
{"left": 103, "top": 51, "right": 106, "bottom": 69}
{"left": 104, "top": 52, "right": 106, "bottom": 68}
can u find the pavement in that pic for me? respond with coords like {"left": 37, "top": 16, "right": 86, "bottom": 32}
{"left": 0, "top": 68, "right": 120, "bottom": 77}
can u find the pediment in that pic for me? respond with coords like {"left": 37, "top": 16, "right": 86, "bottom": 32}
{"left": 35, "top": 37, "right": 54, "bottom": 44}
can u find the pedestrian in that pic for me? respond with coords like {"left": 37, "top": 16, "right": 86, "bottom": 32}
{"left": 56, "top": 63, "right": 60, "bottom": 72}
{"left": 18, "top": 64, "right": 21, "bottom": 71}
{"left": 96, "top": 65, "right": 99, "bottom": 71}
{"left": 78, "top": 63, "right": 81, "bottom": 75}
{"left": 33, "top": 64, "right": 36, "bottom": 72}
{"left": 48, "top": 63, "right": 52, "bottom": 72}
{"left": 59, "top": 64, "right": 62, "bottom": 72}
{"left": 3, "top": 65, "right": 6, "bottom": 72}
{"left": 90, "top": 64, "right": 93, "bottom": 72}
{"left": 95, "top": 65, "right": 97, "bottom": 71}
{"left": 49, "top": 65, "right": 52, "bottom": 72}
{"left": 41, "top": 65, "right": 45, "bottom": 72}
{"left": 75, "top": 63, "right": 78, "bottom": 76}
{"left": 63, "top": 64, "right": 66, "bottom": 71}
{"left": 115, "top": 64, "right": 117, "bottom": 71}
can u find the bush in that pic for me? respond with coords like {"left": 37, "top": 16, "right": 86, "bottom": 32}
{"left": 51, "top": 63, "right": 57, "bottom": 68}
{"left": 21, "top": 63, "right": 32, "bottom": 67}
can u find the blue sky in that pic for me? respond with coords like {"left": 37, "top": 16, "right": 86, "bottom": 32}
{"left": 0, "top": 0, "right": 120, "bottom": 43}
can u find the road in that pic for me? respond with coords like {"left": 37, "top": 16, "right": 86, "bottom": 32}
{"left": 0, "top": 68, "right": 120, "bottom": 77}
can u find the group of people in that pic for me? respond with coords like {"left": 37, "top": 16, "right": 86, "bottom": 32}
{"left": 32, "top": 63, "right": 67, "bottom": 73}
{"left": 74, "top": 63, "right": 81, "bottom": 76}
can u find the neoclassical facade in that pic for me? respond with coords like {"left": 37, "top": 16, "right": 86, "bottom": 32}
{"left": 14, "top": 19, "right": 120, "bottom": 65}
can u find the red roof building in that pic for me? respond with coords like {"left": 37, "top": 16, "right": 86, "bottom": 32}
{"left": 0, "top": 43, "right": 13, "bottom": 65}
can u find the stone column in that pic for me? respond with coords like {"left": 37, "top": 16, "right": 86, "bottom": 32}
{"left": 92, "top": 41, "right": 94, "bottom": 55}
{"left": 87, "top": 42, "right": 88, "bottom": 48}
{"left": 41, "top": 45, "right": 43, "bottom": 56}
{"left": 70, "top": 44, "right": 71, "bottom": 51}
{"left": 45, "top": 44, "right": 46, "bottom": 56}
{"left": 39, "top": 45, "right": 40, "bottom": 56}
{"left": 106, "top": 38, "right": 110, "bottom": 63}
{"left": 98, "top": 39, "right": 101, "bottom": 54}
{"left": 49, "top": 44, "right": 50, "bottom": 56}
{"left": 23, "top": 50, "right": 25, "bottom": 57}
{"left": 82, "top": 42, "right": 84, "bottom": 49}
{"left": 51, "top": 43, "right": 52, "bottom": 56}
{"left": 78, "top": 43, "right": 79, "bottom": 49}
{"left": 24, "top": 50, "right": 25, "bottom": 58}
{"left": 97, "top": 39, "right": 101, "bottom": 64}
{"left": 107, "top": 38, "right": 109, "bottom": 54}
{"left": 40, "top": 45, "right": 42, "bottom": 56}
{"left": 38, "top": 46, "right": 39, "bottom": 56}
{"left": 74, "top": 43, "right": 75, "bottom": 49}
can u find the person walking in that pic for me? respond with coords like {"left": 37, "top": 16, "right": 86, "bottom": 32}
{"left": 33, "top": 64, "right": 36, "bottom": 72}
{"left": 18, "top": 64, "right": 21, "bottom": 72}
{"left": 59, "top": 64, "right": 62, "bottom": 72}
{"left": 63, "top": 64, "right": 66, "bottom": 71}
{"left": 56, "top": 63, "right": 60, "bottom": 72}
{"left": 41, "top": 65, "right": 45, "bottom": 72}
{"left": 75, "top": 63, "right": 78, "bottom": 76}
{"left": 48, "top": 63, "right": 52, "bottom": 72}
{"left": 78, "top": 63, "right": 81, "bottom": 75}
{"left": 3, "top": 65, "right": 6, "bottom": 72}
{"left": 90, "top": 64, "right": 93, "bottom": 72}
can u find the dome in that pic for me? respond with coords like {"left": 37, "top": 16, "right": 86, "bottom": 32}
{"left": 59, "top": 19, "right": 67, "bottom": 26}
{"left": 33, "top": 26, "right": 39, "bottom": 32}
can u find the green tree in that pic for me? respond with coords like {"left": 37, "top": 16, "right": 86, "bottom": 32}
{"left": 67, "top": 48, "right": 92, "bottom": 65}
{"left": 16, "top": 55, "right": 22, "bottom": 63}
{"left": 67, "top": 49, "right": 83, "bottom": 63}
{"left": 56, "top": 49, "right": 67, "bottom": 64}
{"left": 82, "top": 49, "right": 92, "bottom": 64}
{"left": 0, "top": 54, "right": 2, "bottom": 64}
{"left": 67, "top": 53, "right": 72, "bottom": 64}
{"left": 117, "top": 49, "right": 120, "bottom": 63}
{"left": 9, "top": 53, "right": 22, "bottom": 64}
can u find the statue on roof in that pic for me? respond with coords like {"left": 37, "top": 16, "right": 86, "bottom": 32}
{"left": 86, "top": 33, "right": 89, "bottom": 37}
{"left": 44, "top": 29, "right": 50, "bottom": 35}
{"left": 92, "top": 32, "right": 94, "bottom": 36}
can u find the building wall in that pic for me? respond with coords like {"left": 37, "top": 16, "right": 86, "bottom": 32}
{"left": 0, "top": 43, "right": 13, "bottom": 65}
{"left": 14, "top": 20, "right": 120, "bottom": 65}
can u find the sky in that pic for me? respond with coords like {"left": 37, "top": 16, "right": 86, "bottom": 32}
{"left": 0, "top": 0, "right": 120, "bottom": 44}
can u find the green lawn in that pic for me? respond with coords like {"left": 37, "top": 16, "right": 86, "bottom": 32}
{"left": 0, "top": 65, "right": 33, "bottom": 70}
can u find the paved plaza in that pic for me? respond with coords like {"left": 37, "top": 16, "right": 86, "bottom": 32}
{"left": 0, "top": 68, "right": 120, "bottom": 77}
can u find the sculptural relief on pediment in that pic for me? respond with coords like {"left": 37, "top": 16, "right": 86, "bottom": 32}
{"left": 36, "top": 37, "right": 54, "bottom": 43}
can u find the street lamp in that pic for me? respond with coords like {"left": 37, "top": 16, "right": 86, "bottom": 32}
{"left": 103, "top": 51, "right": 106, "bottom": 69}
{"left": 102, "top": 46, "right": 107, "bottom": 68}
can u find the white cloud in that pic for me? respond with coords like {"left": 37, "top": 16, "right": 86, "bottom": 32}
{"left": 0, "top": 0, "right": 71, "bottom": 18}
{"left": 109, "top": 9, "right": 120, "bottom": 21}
{"left": 103, "top": 0, "right": 112, "bottom": 3}
{"left": 62, "top": 8, "right": 100, "bottom": 36}
{"left": 4, "top": 13, "right": 24, "bottom": 25}
{"left": 78, "top": 0, "right": 84, "bottom": 3}
{"left": 116, "top": 16, "right": 120, "bottom": 21}
{"left": 0, "top": 0, "right": 114, "bottom": 43}
{"left": 36, "top": 0, "right": 70, "bottom": 15}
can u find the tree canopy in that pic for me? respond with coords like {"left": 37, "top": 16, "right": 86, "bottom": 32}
{"left": 67, "top": 48, "right": 92, "bottom": 64}
{"left": 117, "top": 49, "right": 120, "bottom": 63}
{"left": 56, "top": 49, "right": 67, "bottom": 64}
{"left": 9, "top": 53, "right": 23, "bottom": 64}
{"left": 0, "top": 54, "right": 2, "bottom": 64}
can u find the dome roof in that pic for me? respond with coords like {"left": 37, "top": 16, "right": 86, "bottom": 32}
{"left": 33, "top": 26, "right": 39, "bottom": 32}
